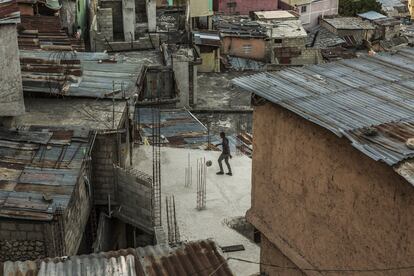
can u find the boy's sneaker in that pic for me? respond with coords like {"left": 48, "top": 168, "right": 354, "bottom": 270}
{"left": 226, "top": 172, "right": 233, "bottom": 176}
{"left": 216, "top": 171, "right": 224, "bottom": 175}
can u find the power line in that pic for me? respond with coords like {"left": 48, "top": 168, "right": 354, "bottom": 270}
{"left": 228, "top": 257, "right": 414, "bottom": 273}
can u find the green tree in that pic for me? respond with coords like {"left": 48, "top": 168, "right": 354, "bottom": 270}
{"left": 339, "top": 0, "right": 383, "bottom": 16}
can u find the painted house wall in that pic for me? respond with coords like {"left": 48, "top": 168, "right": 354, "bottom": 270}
{"left": 190, "top": 0, "right": 213, "bottom": 17}
{"left": 248, "top": 102, "right": 414, "bottom": 274}
{"left": 222, "top": 36, "right": 267, "bottom": 61}
{"left": 280, "top": 0, "right": 338, "bottom": 29}
{"left": 215, "top": 0, "right": 278, "bottom": 15}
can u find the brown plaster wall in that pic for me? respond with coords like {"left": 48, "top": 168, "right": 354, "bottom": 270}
{"left": 222, "top": 37, "right": 267, "bottom": 61}
{"left": 261, "top": 234, "right": 304, "bottom": 276}
{"left": 250, "top": 102, "right": 414, "bottom": 275}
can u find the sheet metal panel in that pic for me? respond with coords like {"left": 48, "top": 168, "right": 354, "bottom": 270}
{"left": 0, "top": 128, "right": 91, "bottom": 220}
{"left": 2, "top": 241, "right": 233, "bottom": 276}
{"left": 232, "top": 48, "right": 414, "bottom": 165}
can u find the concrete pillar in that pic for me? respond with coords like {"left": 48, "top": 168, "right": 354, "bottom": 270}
{"left": 192, "top": 64, "right": 198, "bottom": 106}
{"left": 123, "top": 0, "right": 136, "bottom": 41}
{"left": 172, "top": 56, "right": 190, "bottom": 108}
{"left": 146, "top": 0, "right": 156, "bottom": 32}
{"left": 0, "top": 24, "right": 25, "bottom": 118}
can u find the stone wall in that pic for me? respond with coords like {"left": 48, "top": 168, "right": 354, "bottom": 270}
{"left": 249, "top": 102, "right": 414, "bottom": 274}
{"left": 0, "top": 220, "right": 46, "bottom": 261}
{"left": 0, "top": 24, "right": 25, "bottom": 117}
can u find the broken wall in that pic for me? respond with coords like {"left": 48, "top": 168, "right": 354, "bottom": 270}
{"left": 249, "top": 102, "right": 414, "bottom": 274}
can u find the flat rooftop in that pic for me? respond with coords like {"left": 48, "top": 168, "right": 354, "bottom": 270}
{"left": 253, "top": 10, "right": 297, "bottom": 20}
{"left": 133, "top": 147, "right": 259, "bottom": 275}
{"left": 263, "top": 20, "right": 307, "bottom": 38}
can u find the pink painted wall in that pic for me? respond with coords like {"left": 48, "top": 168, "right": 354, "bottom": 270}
{"left": 214, "top": 0, "right": 278, "bottom": 15}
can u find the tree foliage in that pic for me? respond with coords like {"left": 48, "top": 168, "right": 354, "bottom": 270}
{"left": 339, "top": 0, "right": 383, "bottom": 16}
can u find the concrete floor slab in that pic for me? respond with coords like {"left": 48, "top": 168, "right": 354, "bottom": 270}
{"left": 133, "top": 146, "right": 259, "bottom": 276}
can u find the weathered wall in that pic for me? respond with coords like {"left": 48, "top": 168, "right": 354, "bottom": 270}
{"left": 92, "top": 134, "right": 119, "bottom": 204}
{"left": 173, "top": 56, "right": 190, "bottom": 107}
{"left": 261, "top": 234, "right": 304, "bottom": 276}
{"left": 64, "top": 169, "right": 92, "bottom": 255}
{"left": 146, "top": 0, "right": 156, "bottom": 32}
{"left": 0, "top": 221, "right": 46, "bottom": 261}
{"left": 114, "top": 166, "right": 152, "bottom": 231}
{"left": 100, "top": 0, "right": 123, "bottom": 39}
{"left": 60, "top": 0, "right": 77, "bottom": 35}
{"left": 249, "top": 102, "right": 414, "bottom": 275}
{"left": 198, "top": 48, "right": 220, "bottom": 72}
{"left": 189, "top": 0, "right": 213, "bottom": 17}
{"left": 215, "top": 0, "right": 278, "bottom": 15}
{"left": 122, "top": 0, "right": 136, "bottom": 41}
{"left": 271, "top": 37, "right": 321, "bottom": 65}
{"left": 222, "top": 37, "right": 267, "bottom": 61}
{"left": 90, "top": 8, "right": 113, "bottom": 51}
{"left": 297, "top": 0, "right": 339, "bottom": 29}
{"left": 0, "top": 24, "right": 25, "bottom": 117}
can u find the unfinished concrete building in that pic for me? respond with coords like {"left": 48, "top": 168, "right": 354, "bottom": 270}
{"left": 234, "top": 47, "right": 414, "bottom": 275}
{"left": 89, "top": 0, "right": 158, "bottom": 51}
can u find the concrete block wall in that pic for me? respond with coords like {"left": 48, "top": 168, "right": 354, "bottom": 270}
{"left": 97, "top": 7, "right": 114, "bottom": 41}
{"left": 271, "top": 37, "right": 321, "bottom": 65}
{"left": 115, "top": 167, "right": 152, "bottom": 228}
{"left": 64, "top": 171, "right": 92, "bottom": 255}
{"left": 92, "top": 134, "right": 118, "bottom": 204}
{"left": 100, "top": 0, "right": 123, "bottom": 39}
{"left": 0, "top": 221, "right": 46, "bottom": 261}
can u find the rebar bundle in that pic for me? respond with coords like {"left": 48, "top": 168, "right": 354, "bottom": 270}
{"left": 152, "top": 108, "right": 162, "bottom": 226}
{"left": 185, "top": 152, "right": 192, "bottom": 187}
{"left": 166, "top": 195, "right": 180, "bottom": 245}
{"left": 196, "top": 157, "right": 207, "bottom": 210}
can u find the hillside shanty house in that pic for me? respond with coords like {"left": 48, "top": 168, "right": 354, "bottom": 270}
{"left": 0, "top": 127, "right": 94, "bottom": 261}
{"left": 233, "top": 47, "right": 414, "bottom": 275}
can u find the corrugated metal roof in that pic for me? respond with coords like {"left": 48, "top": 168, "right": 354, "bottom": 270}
{"left": 232, "top": 47, "right": 414, "bottom": 167}
{"left": 0, "top": 0, "right": 20, "bottom": 24}
{"left": 18, "top": 16, "right": 84, "bottom": 51}
{"left": 1, "top": 240, "right": 234, "bottom": 276}
{"left": 0, "top": 127, "right": 92, "bottom": 220}
{"left": 19, "top": 50, "right": 142, "bottom": 99}
{"left": 357, "top": 11, "right": 387, "bottom": 21}
{"left": 322, "top": 17, "right": 376, "bottom": 30}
